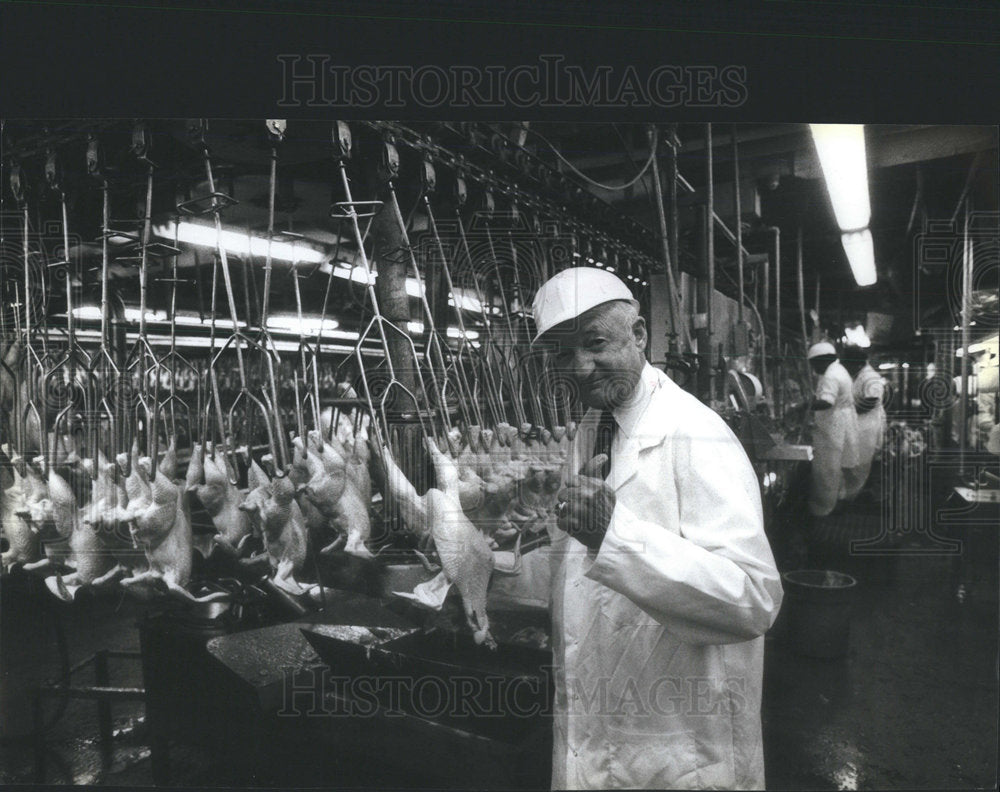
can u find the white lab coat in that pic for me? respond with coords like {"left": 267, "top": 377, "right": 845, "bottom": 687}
{"left": 842, "top": 363, "right": 886, "bottom": 500}
{"left": 809, "top": 360, "right": 861, "bottom": 516}
{"left": 492, "top": 363, "right": 783, "bottom": 789}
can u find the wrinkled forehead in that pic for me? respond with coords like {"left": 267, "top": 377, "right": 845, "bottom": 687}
{"left": 537, "top": 302, "right": 622, "bottom": 350}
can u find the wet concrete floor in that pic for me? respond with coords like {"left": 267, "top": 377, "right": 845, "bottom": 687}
{"left": 1, "top": 522, "right": 996, "bottom": 789}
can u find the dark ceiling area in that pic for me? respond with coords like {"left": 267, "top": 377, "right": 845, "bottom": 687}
{"left": 2, "top": 120, "right": 996, "bottom": 352}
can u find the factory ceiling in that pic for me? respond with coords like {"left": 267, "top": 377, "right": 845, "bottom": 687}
{"left": 2, "top": 120, "right": 996, "bottom": 348}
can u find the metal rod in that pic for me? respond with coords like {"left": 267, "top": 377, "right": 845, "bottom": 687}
{"left": 958, "top": 200, "right": 972, "bottom": 471}
{"left": 815, "top": 274, "right": 821, "bottom": 327}
{"left": 649, "top": 125, "right": 677, "bottom": 349}
{"left": 60, "top": 193, "right": 75, "bottom": 349}
{"left": 668, "top": 126, "right": 680, "bottom": 290}
{"left": 100, "top": 182, "right": 111, "bottom": 349}
{"left": 704, "top": 123, "right": 715, "bottom": 403}
{"left": 773, "top": 226, "right": 782, "bottom": 420}
{"left": 732, "top": 124, "right": 744, "bottom": 325}
{"left": 797, "top": 225, "right": 808, "bottom": 351}
{"left": 385, "top": 183, "right": 454, "bottom": 445}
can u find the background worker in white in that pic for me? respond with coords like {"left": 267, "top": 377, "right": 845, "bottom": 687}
{"left": 806, "top": 342, "right": 860, "bottom": 516}
{"left": 840, "top": 345, "right": 886, "bottom": 500}
{"left": 524, "top": 267, "right": 783, "bottom": 790}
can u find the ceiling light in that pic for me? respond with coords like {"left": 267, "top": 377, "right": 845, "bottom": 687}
{"left": 406, "top": 321, "right": 478, "bottom": 340}
{"left": 72, "top": 306, "right": 103, "bottom": 320}
{"left": 266, "top": 314, "right": 339, "bottom": 335}
{"left": 155, "top": 221, "right": 326, "bottom": 264}
{"left": 840, "top": 228, "right": 877, "bottom": 287}
{"left": 809, "top": 124, "right": 871, "bottom": 232}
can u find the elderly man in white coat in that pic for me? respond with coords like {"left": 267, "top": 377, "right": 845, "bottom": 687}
{"left": 512, "top": 267, "right": 783, "bottom": 790}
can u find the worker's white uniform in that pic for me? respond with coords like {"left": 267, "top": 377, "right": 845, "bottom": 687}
{"left": 842, "top": 363, "right": 886, "bottom": 500}
{"left": 808, "top": 360, "right": 860, "bottom": 516}
{"left": 494, "top": 363, "right": 783, "bottom": 789}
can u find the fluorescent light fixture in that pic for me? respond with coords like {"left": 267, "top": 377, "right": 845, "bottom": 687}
{"left": 844, "top": 324, "right": 871, "bottom": 348}
{"left": 840, "top": 229, "right": 877, "bottom": 287}
{"left": 331, "top": 265, "right": 486, "bottom": 314}
{"left": 901, "top": 363, "right": 910, "bottom": 369}
{"left": 155, "top": 221, "right": 326, "bottom": 264}
{"left": 878, "top": 363, "right": 895, "bottom": 370}
{"left": 72, "top": 306, "right": 102, "bottom": 320}
{"left": 331, "top": 265, "right": 376, "bottom": 286}
{"left": 405, "top": 321, "right": 478, "bottom": 340}
{"left": 73, "top": 306, "right": 234, "bottom": 327}
{"left": 70, "top": 328, "right": 363, "bottom": 352}
{"left": 809, "top": 124, "right": 871, "bottom": 232}
{"left": 448, "top": 289, "right": 484, "bottom": 313}
{"left": 125, "top": 308, "right": 166, "bottom": 323}
{"left": 266, "top": 314, "right": 339, "bottom": 335}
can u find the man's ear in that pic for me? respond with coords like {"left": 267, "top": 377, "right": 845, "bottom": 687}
{"left": 632, "top": 315, "right": 647, "bottom": 349}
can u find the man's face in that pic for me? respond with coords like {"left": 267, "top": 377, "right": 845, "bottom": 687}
{"left": 541, "top": 301, "right": 647, "bottom": 410}
{"left": 810, "top": 356, "right": 835, "bottom": 376}
{"left": 842, "top": 358, "right": 865, "bottom": 377}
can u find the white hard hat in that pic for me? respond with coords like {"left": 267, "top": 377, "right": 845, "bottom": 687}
{"left": 807, "top": 341, "right": 837, "bottom": 359}
{"left": 530, "top": 267, "right": 639, "bottom": 344}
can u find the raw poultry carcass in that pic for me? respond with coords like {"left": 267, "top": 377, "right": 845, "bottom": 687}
{"left": 1, "top": 447, "right": 40, "bottom": 571}
{"left": 298, "top": 429, "right": 375, "bottom": 559}
{"left": 19, "top": 464, "right": 78, "bottom": 572}
{"left": 439, "top": 423, "right": 572, "bottom": 547}
{"left": 118, "top": 456, "right": 226, "bottom": 604}
{"left": 158, "top": 435, "right": 178, "bottom": 481}
{"left": 320, "top": 395, "right": 372, "bottom": 447}
{"left": 293, "top": 432, "right": 347, "bottom": 549}
{"left": 380, "top": 437, "right": 502, "bottom": 648}
{"left": 336, "top": 427, "right": 374, "bottom": 559}
{"left": 284, "top": 436, "right": 334, "bottom": 549}
{"left": 184, "top": 443, "right": 251, "bottom": 557}
{"left": 46, "top": 452, "right": 138, "bottom": 601}
{"left": 239, "top": 472, "right": 316, "bottom": 597}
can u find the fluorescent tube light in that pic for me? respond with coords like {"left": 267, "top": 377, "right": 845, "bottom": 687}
{"left": 406, "top": 321, "right": 478, "bottom": 340}
{"left": 266, "top": 314, "right": 339, "bottom": 335}
{"left": 840, "top": 228, "right": 877, "bottom": 287}
{"left": 809, "top": 124, "right": 871, "bottom": 232}
{"left": 155, "top": 221, "right": 326, "bottom": 264}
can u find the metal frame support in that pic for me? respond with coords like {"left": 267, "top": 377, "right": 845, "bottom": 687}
{"left": 33, "top": 650, "right": 145, "bottom": 782}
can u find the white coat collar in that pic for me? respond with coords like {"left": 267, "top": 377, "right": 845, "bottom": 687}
{"left": 610, "top": 361, "right": 662, "bottom": 440}
{"left": 583, "top": 363, "right": 669, "bottom": 491}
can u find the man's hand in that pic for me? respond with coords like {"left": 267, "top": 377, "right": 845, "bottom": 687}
{"left": 556, "top": 454, "right": 615, "bottom": 552}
